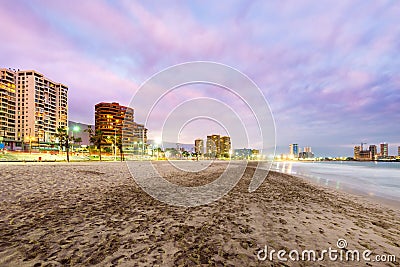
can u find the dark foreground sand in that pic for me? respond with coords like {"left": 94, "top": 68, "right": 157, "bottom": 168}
{"left": 0, "top": 161, "right": 399, "bottom": 266}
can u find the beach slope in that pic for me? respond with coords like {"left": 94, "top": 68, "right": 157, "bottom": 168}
{"left": 0, "top": 162, "right": 399, "bottom": 266}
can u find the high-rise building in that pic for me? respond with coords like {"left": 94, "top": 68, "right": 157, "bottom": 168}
{"left": 299, "top": 146, "right": 314, "bottom": 159}
{"left": 354, "top": 144, "right": 378, "bottom": 160}
{"left": 0, "top": 69, "right": 16, "bottom": 149}
{"left": 233, "top": 148, "right": 252, "bottom": 159}
{"left": 194, "top": 138, "right": 204, "bottom": 155}
{"left": 96, "top": 102, "right": 131, "bottom": 144}
{"left": 220, "top": 136, "right": 231, "bottom": 158}
{"left": 206, "top": 134, "right": 220, "bottom": 158}
{"left": 95, "top": 102, "right": 147, "bottom": 147}
{"left": 205, "top": 135, "right": 231, "bottom": 158}
{"left": 304, "top": 147, "right": 312, "bottom": 153}
{"left": 16, "top": 70, "right": 68, "bottom": 146}
{"left": 0, "top": 68, "right": 68, "bottom": 150}
{"left": 380, "top": 143, "right": 388, "bottom": 157}
{"left": 133, "top": 122, "right": 147, "bottom": 144}
{"left": 354, "top": 146, "right": 361, "bottom": 159}
{"left": 289, "top": 144, "right": 298, "bottom": 158}
{"left": 398, "top": 146, "right": 400, "bottom": 156}
{"left": 369, "top": 145, "right": 377, "bottom": 159}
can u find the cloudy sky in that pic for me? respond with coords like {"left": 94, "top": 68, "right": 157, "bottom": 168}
{"left": 1, "top": 0, "right": 399, "bottom": 156}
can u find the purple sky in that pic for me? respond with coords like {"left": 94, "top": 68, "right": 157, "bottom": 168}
{"left": 1, "top": 1, "right": 399, "bottom": 156}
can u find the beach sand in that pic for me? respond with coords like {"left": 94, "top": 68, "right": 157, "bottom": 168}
{"left": 0, "top": 161, "right": 399, "bottom": 266}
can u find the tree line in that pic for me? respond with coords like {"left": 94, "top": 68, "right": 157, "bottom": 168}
{"left": 56, "top": 126, "right": 124, "bottom": 162}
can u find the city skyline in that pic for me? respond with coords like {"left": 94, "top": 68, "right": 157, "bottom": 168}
{"left": 1, "top": 1, "right": 399, "bottom": 156}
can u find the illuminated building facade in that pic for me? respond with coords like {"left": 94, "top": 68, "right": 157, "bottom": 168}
{"left": 194, "top": 138, "right": 204, "bottom": 155}
{"left": 205, "top": 134, "right": 231, "bottom": 158}
{"left": 289, "top": 143, "right": 298, "bottom": 158}
{"left": 380, "top": 143, "right": 388, "bottom": 157}
{"left": 0, "top": 68, "right": 16, "bottom": 149}
{"left": 0, "top": 68, "right": 68, "bottom": 150}
{"left": 299, "top": 147, "right": 314, "bottom": 159}
{"left": 16, "top": 70, "right": 68, "bottom": 145}
{"left": 95, "top": 102, "right": 147, "bottom": 147}
{"left": 354, "top": 144, "right": 376, "bottom": 160}
{"left": 220, "top": 136, "right": 231, "bottom": 158}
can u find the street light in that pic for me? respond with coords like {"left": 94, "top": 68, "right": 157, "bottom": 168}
{"left": 29, "top": 128, "right": 32, "bottom": 154}
{"left": 114, "top": 128, "right": 117, "bottom": 161}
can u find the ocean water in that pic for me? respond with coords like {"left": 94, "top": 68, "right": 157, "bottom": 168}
{"left": 271, "top": 161, "right": 400, "bottom": 204}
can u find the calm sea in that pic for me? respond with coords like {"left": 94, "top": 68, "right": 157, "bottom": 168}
{"left": 271, "top": 161, "right": 400, "bottom": 204}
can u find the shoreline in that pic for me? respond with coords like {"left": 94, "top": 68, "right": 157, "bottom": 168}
{"left": 271, "top": 160, "right": 400, "bottom": 208}
{"left": 274, "top": 170, "right": 400, "bottom": 210}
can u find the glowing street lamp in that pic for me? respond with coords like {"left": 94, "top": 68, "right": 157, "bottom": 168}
{"left": 114, "top": 128, "right": 117, "bottom": 161}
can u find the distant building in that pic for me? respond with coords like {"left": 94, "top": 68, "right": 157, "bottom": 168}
{"left": 194, "top": 138, "right": 204, "bottom": 155}
{"left": 133, "top": 122, "right": 147, "bottom": 143}
{"left": 205, "top": 134, "right": 231, "bottom": 158}
{"left": 354, "top": 146, "right": 361, "bottom": 159}
{"left": 251, "top": 149, "right": 260, "bottom": 158}
{"left": 398, "top": 146, "right": 400, "bottom": 156}
{"left": 299, "top": 146, "right": 314, "bottom": 159}
{"left": 234, "top": 148, "right": 252, "bottom": 159}
{"left": 380, "top": 143, "right": 388, "bottom": 157}
{"left": 354, "top": 144, "right": 376, "bottom": 160}
{"left": 206, "top": 134, "right": 220, "bottom": 158}
{"left": 220, "top": 136, "right": 231, "bottom": 158}
{"left": 289, "top": 144, "right": 298, "bottom": 158}
{"left": 233, "top": 148, "right": 260, "bottom": 160}
{"left": 369, "top": 145, "right": 377, "bottom": 159}
{"left": 0, "top": 69, "right": 16, "bottom": 149}
{"left": 357, "top": 150, "right": 372, "bottom": 160}
{"left": 298, "top": 151, "right": 315, "bottom": 159}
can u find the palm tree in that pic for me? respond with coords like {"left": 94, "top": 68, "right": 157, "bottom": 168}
{"left": 90, "top": 130, "right": 105, "bottom": 161}
{"left": 55, "top": 127, "right": 72, "bottom": 162}
{"left": 106, "top": 135, "right": 115, "bottom": 156}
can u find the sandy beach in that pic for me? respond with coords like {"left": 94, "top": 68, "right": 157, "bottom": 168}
{"left": 0, "top": 161, "right": 399, "bottom": 266}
